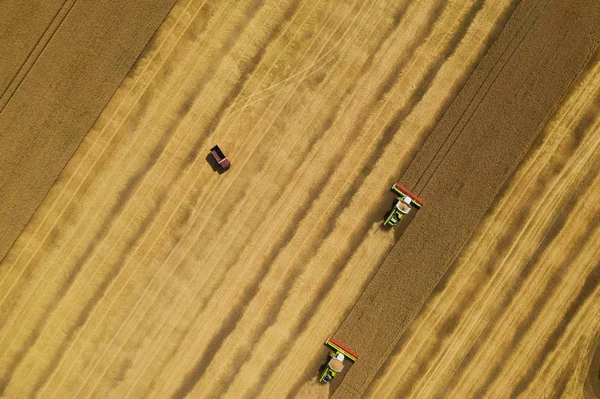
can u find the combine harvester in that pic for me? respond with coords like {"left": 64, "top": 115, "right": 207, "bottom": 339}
{"left": 384, "top": 183, "right": 424, "bottom": 227}
{"left": 318, "top": 337, "right": 359, "bottom": 383}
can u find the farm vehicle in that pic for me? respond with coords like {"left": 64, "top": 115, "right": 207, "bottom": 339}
{"left": 318, "top": 337, "right": 359, "bottom": 383}
{"left": 384, "top": 183, "right": 424, "bottom": 227}
{"left": 210, "top": 145, "right": 230, "bottom": 170}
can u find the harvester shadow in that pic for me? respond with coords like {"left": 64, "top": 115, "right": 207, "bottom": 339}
{"left": 205, "top": 153, "right": 226, "bottom": 175}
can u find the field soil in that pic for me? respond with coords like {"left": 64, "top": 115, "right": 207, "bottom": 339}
{"left": 0, "top": 0, "right": 176, "bottom": 262}
{"left": 0, "top": 0, "right": 599, "bottom": 398}
{"left": 0, "top": 0, "right": 66, "bottom": 101}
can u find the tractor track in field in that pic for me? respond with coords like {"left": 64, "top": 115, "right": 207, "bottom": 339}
{"left": 412, "top": 0, "right": 545, "bottom": 194}
{"left": 0, "top": 0, "right": 77, "bottom": 111}
{"left": 588, "top": 333, "right": 600, "bottom": 397}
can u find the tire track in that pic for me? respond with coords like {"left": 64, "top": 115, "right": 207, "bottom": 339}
{"left": 168, "top": 1, "right": 449, "bottom": 396}
{"left": 0, "top": 0, "right": 78, "bottom": 112}
{"left": 509, "top": 260, "right": 600, "bottom": 398}
{"left": 413, "top": 0, "right": 545, "bottom": 194}
{"left": 177, "top": 0, "right": 304, "bottom": 169}
{"left": 542, "top": 313, "right": 600, "bottom": 397}
{"left": 585, "top": 332, "right": 600, "bottom": 397}
{"left": 552, "top": 360, "right": 574, "bottom": 398}
{"left": 0, "top": 0, "right": 267, "bottom": 394}
{"left": 225, "top": 0, "right": 393, "bottom": 115}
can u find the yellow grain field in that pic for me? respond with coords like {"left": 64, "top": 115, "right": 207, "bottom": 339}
{"left": 0, "top": 0, "right": 598, "bottom": 397}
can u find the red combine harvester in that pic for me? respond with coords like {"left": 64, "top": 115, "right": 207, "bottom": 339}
{"left": 210, "top": 145, "right": 230, "bottom": 170}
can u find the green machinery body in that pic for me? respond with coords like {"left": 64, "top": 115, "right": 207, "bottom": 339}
{"left": 318, "top": 338, "right": 359, "bottom": 383}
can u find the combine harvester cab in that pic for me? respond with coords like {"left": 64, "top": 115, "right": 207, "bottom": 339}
{"left": 210, "top": 145, "right": 230, "bottom": 170}
{"left": 384, "top": 183, "right": 424, "bottom": 227}
{"left": 318, "top": 337, "right": 359, "bottom": 383}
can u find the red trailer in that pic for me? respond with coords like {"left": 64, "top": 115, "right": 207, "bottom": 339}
{"left": 210, "top": 145, "right": 230, "bottom": 170}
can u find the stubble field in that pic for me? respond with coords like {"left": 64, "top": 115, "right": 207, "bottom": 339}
{"left": 0, "top": 0, "right": 598, "bottom": 398}
{"left": 364, "top": 48, "right": 600, "bottom": 399}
